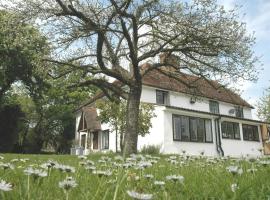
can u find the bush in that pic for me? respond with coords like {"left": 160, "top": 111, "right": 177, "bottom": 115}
{"left": 140, "top": 145, "right": 160, "bottom": 154}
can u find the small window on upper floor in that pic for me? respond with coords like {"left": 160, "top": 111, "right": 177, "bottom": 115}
{"left": 156, "top": 90, "right": 169, "bottom": 105}
{"left": 209, "top": 100, "right": 219, "bottom": 114}
{"left": 235, "top": 106, "right": 244, "bottom": 118}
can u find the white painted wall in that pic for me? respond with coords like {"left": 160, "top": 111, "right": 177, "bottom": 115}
{"left": 137, "top": 106, "right": 165, "bottom": 152}
{"left": 141, "top": 85, "right": 253, "bottom": 119}
{"left": 75, "top": 111, "right": 81, "bottom": 141}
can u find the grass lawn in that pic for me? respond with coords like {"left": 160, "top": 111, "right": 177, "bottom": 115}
{"left": 1, "top": 153, "right": 270, "bottom": 199}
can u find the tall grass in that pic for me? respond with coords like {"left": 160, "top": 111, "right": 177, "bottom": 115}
{"left": 0, "top": 153, "right": 270, "bottom": 199}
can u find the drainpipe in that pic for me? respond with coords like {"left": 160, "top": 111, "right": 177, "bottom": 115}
{"left": 215, "top": 117, "right": 224, "bottom": 156}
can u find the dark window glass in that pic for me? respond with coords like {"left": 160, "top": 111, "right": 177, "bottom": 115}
{"left": 180, "top": 116, "right": 190, "bottom": 141}
{"left": 209, "top": 101, "right": 219, "bottom": 114}
{"left": 102, "top": 130, "right": 109, "bottom": 149}
{"left": 235, "top": 106, "right": 244, "bottom": 118}
{"left": 156, "top": 90, "right": 169, "bottom": 105}
{"left": 221, "top": 121, "right": 240, "bottom": 139}
{"left": 242, "top": 124, "right": 259, "bottom": 141}
{"left": 173, "top": 117, "right": 181, "bottom": 140}
{"left": 205, "top": 119, "right": 212, "bottom": 142}
{"left": 172, "top": 114, "right": 212, "bottom": 143}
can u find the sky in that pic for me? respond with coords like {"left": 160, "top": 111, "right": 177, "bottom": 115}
{"left": 218, "top": 0, "right": 270, "bottom": 119}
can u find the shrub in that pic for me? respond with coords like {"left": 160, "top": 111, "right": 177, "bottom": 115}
{"left": 140, "top": 145, "right": 160, "bottom": 154}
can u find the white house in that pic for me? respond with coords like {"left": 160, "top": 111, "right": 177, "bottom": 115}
{"left": 74, "top": 62, "right": 270, "bottom": 157}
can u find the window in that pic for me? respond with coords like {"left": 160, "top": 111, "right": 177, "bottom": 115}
{"left": 172, "top": 114, "right": 212, "bottom": 143}
{"left": 242, "top": 124, "right": 259, "bottom": 141}
{"left": 221, "top": 121, "right": 240, "bottom": 139}
{"left": 235, "top": 106, "right": 244, "bottom": 118}
{"left": 156, "top": 90, "right": 169, "bottom": 105}
{"left": 102, "top": 130, "right": 109, "bottom": 149}
{"left": 209, "top": 100, "right": 219, "bottom": 114}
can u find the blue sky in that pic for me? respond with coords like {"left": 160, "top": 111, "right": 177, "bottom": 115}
{"left": 218, "top": 0, "right": 270, "bottom": 118}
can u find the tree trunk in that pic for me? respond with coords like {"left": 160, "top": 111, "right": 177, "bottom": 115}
{"left": 123, "top": 85, "right": 142, "bottom": 155}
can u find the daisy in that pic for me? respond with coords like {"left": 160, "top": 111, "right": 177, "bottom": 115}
{"left": 127, "top": 190, "right": 153, "bottom": 200}
{"left": 59, "top": 177, "right": 78, "bottom": 191}
{"left": 144, "top": 174, "right": 154, "bottom": 179}
{"left": 226, "top": 166, "right": 243, "bottom": 175}
{"left": 24, "top": 167, "right": 47, "bottom": 178}
{"left": 0, "top": 180, "right": 13, "bottom": 191}
{"left": 154, "top": 181, "right": 165, "bottom": 186}
{"left": 231, "top": 183, "right": 239, "bottom": 193}
{"left": 0, "top": 156, "right": 4, "bottom": 160}
{"left": 0, "top": 163, "right": 14, "bottom": 170}
{"left": 166, "top": 175, "right": 185, "bottom": 183}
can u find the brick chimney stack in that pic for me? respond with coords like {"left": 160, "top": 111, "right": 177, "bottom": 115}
{"left": 159, "top": 53, "right": 180, "bottom": 73}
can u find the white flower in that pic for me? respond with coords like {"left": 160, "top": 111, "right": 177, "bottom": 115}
{"left": 0, "top": 156, "right": 4, "bottom": 160}
{"left": 154, "top": 181, "right": 165, "bottom": 186}
{"left": 78, "top": 155, "right": 87, "bottom": 160}
{"left": 226, "top": 166, "right": 243, "bottom": 175}
{"left": 166, "top": 175, "right": 185, "bottom": 183}
{"left": 24, "top": 167, "right": 47, "bottom": 178}
{"left": 92, "top": 170, "right": 112, "bottom": 177}
{"left": 259, "top": 160, "right": 270, "bottom": 166}
{"left": 59, "top": 177, "right": 77, "bottom": 191}
{"left": 136, "top": 161, "right": 152, "bottom": 169}
{"left": 0, "top": 180, "right": 13, "bottom": 191}
{"left": 10, "top": 159, "right": 19, "bottom": 163}
{"left": 55, "top": 164, "right": 75, "bottom": 173}
{"left": 114, "top": 155, "right": 124, "bottom": 161}
{"left": 144, "top": 174, "right": 154, "bottom": 179}
{"left": 231, "top": 183, "right": 239, "bottom": 193}
{"left": 127, "top": 190, "right": 153, "bottom": 200}
{"left": 0, "top": 163, "right": 14, "bottom": 170}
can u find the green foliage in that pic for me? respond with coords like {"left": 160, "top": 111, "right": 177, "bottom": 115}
{"left": 140, "top": 145, "right": 161, "bottom": 155}
{"left": 0, "top": 11, "right": 49, "bottom": 102}
{"left": 258, "top": 88, "right": 270, "bottom": 122}
{"left": 96, "top": 99, "right": 156, "bottom": 151}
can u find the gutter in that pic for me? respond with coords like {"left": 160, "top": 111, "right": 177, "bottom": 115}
{"left": 215, "top": 116, "right": 224, "bottom": 156}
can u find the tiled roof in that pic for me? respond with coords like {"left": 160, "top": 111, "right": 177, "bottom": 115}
{"left": 77, "top": 64, "right": 253, "bottom": 110}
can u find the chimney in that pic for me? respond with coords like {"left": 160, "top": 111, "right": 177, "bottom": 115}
{"left": 159, "top": 53, "right": 180, "bottom": 73}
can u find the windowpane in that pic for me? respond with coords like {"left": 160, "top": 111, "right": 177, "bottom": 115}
{"left": 209, "top": 101, "right": 219, "bottom": 114}
{"left": 102, "top": 130, "right": 109, "bottom": 149}
{"left": 173, "top": 116, "right": 181, "bottom": 140}
{"left": 227, "top": 122, "right": 234, "bottom": 139}
{"left": 156, "top": 90, "right": 169, "bottom": 105}
{"left": 190, "top": 118, "right": 198, "bottom": 141}
{"left": 172, "top": 114, "right": 212, "bottom": 143}
{"left": 221, "top": 121, "right": 240, "bottom": 140}
{"left": 235, "top": 107, "right": 244, "bottom": 118}
{"left": 156, "top": 90, "right": 164, "bottom": 104}
{"left": 180, "top": 116, "right": 189, "bottom": 141}
{"left": 242, "top": 124, "right": 259, "bottom": 141}
{"left": 234, "top": 123, "right": 240, "bottom": 139}
{"left": 197, "top": 119, "right": 205, "bottom": 142}
{"left": 205, "top": 119, "right": 212, "bottom": 142}
{"left": 221, "top": 122, "right": 228, "bottom": 138}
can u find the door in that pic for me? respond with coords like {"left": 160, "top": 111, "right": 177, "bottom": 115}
{"left": 93, "top": 132, "right": 99, "bottom": 149}
{"left": 81, "top": 134, "right": 86, "bottom": 149}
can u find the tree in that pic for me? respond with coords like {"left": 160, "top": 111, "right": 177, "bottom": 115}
{"left": 0, "top": 11, "right": 48, "bottom": 103}
{"left": 258, "top": 89, "right": 270, "bottom": 122}
{"left": 96, "top": 99, "right": 156, "bottom": 152}
{"left": 5, "top": 0, "right": 258, "bottom": 154}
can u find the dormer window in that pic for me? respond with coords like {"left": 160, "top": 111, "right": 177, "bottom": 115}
{"left": 156, "top": 90, "right": 169, "bottom": 105}
{"left": 235, "top": 106, "right": 244, "bottom": 118}
{"left": 209, "top": 100, "right": 219, "bottom": 114}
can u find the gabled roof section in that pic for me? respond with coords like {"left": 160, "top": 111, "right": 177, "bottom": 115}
{"left": 142, "top": 68, "right": 253, "bottom": 108}
{"left": 77, "top": 107, "right": 101, "bottom": 131}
